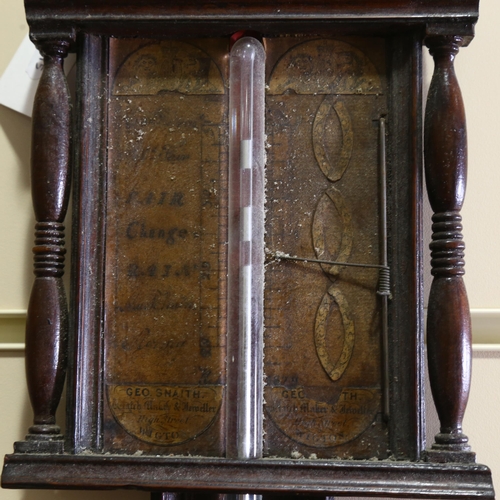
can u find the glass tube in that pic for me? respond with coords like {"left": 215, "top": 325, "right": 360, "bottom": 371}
{"left": 227, "top": 36, "right": 265, "bottom": 461}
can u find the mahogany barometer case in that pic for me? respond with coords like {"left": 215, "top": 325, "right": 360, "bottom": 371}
{"left": 1, "top": 0, "right": 495, "bottom": 498}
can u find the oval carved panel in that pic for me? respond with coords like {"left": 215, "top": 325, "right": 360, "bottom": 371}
{"left": 313, "top": 96, "right": 353, "bottom": 182}
{"left": 314, "top": 286, "right": 355, "bottom": 382}
{"left": 312, "top": 186, "right": 353, "bottom": 279}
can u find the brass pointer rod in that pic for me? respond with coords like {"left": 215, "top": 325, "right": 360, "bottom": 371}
{"left": 266, "top": 251, "right": 389, "bottom": 271}
{"left": 379, "top": 116, "right": 390, "bottom": 422}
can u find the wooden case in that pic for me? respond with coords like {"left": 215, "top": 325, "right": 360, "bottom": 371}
{"left": 1, "top": 1, "right": 495, "bottom": 498}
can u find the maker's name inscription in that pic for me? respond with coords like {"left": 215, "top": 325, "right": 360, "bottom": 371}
{"left": 265, "top": 386, "right": 379, "bottom": 448}
{"left": 107, "top": 384, "right": 223, "bottom": 445}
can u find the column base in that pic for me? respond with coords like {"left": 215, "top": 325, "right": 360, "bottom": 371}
{"left": 425, "top": 447, "right": 476, "bottom": 464}
{"left": 14, "top": 433, "right": 65, "bottom": 454}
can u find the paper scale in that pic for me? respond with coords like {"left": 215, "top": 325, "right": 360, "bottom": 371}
{"left": 104, "top": 38, "right": 228, "bottom": 455}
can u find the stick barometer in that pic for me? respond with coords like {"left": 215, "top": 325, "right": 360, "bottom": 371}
{"left": 2, "top": 0, "right": 495, "bottom": 498}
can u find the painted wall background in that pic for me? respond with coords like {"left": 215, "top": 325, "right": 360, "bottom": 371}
{"left": 0, "top": 0, "right": 499, "bottom": 498}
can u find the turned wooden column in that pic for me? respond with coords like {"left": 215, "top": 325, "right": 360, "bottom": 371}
{"left": 424, "top": 35, "right": 474, "bottom": 463}
{"left": 15, "top": 38, "right": 72, "bottom": 453}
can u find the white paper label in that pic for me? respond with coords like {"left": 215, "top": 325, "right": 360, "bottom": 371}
{"left": 0, "top": 34, "right": 76, "bottom": 117}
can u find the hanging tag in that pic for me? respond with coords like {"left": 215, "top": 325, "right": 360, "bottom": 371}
{"left": 0, "top": 34, "right": 76, "bottom": 117}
